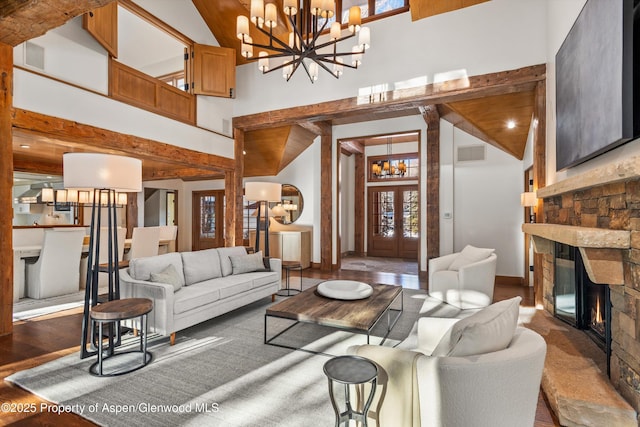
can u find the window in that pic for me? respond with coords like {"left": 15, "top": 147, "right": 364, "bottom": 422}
{"left": 368, "top": 153, "right": 419, "bottom": 182}
{"left": 339, "top": 0, "right": 408, "bottom": 26}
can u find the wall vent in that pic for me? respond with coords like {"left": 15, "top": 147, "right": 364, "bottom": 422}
{"left": 457, "top": 145, "right": 486, "bottom": 162}
{"left": 25, "top": 42, "right": 45, "bottom": 70}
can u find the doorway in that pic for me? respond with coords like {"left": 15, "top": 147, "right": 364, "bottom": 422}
{"left": 367, "top": 185, "right": 418, "bottom": 259}
{"left": 192, "top": 190, "right": 224, "bottom": 250}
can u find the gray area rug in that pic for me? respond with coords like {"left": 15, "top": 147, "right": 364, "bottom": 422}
{"left": 7, "top": 283, "right": 459, "bottom": 426}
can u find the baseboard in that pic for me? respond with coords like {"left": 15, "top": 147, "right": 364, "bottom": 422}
{"left": 495, "top": 275, "right": 524, "bottom": 286}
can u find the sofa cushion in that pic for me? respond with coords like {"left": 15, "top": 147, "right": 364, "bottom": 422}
{"left": 198, "top": 275, "right": 254, "bottom": 299}
{"left": 173, "top": 282, "right": 221, "bottom": 315}
{"left": 238, "top": 270, "right": 280, "bottom": 288}
{"left": 230, "top": 251, "right": 268, "bottom": 275}
{"left": 217, "top": 246, "right": 248, "bottom": 277}
{"left": 181, "top": 249, "right": 222, "bottom": 286}
{"left": 150, "top": 264, "right": 183, "bottom": 292}
{"left": 129, "top": 252, "right": 185, "bottom": 288}
{"left": 449, "top": 245, "right": 494, "bottom": 271}
{"left": 431, "top": 296, "right": 521, "bottom": 357}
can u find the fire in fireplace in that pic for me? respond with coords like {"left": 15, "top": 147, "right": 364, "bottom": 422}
{"left": 554, "top": 243, "right": 611, "bottom": 371}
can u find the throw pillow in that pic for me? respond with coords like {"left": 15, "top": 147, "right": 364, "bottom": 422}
{"left": 431, "top": 296, "right": 521, "bottom": 357}
{"left": 230, "top": 251, "right": 268, "bottom": 275}
{"left": 149, "top": 264, "right": 183, "bottom": 292}
{"left": 448, "top": 244, "right": 494, "bottom": 271}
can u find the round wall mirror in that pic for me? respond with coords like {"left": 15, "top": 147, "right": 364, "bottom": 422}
{"left": 272, "top": 184, "right": 303, "bottom": 224}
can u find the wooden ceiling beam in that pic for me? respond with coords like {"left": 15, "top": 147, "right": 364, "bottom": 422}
{"left": 340, "top": 140, "right": 364, "bottom": 155}
{"left": 11, "top": 109, "right": 235, "bottom": 172}
{"left": 233, "top": 64, "right": 545, "bottom": 131}
{"left": 0, "top": 0, "right": 115, "bottom": 46}
{"left": 144, "top": 167, "right": 223, "bottom": 181}
{"left": 12, "top": 157, "right": 62, "bottom": 175}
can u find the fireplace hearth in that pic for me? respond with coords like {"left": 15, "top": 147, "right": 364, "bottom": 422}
{"left": 553, "top": 243, "right": 611, "bottom": 372}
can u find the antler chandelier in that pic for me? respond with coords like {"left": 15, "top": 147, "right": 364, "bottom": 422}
{"left": 236, "top": 0, "right": 370, "bottom": 83}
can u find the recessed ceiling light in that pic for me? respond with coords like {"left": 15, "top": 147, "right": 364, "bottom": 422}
{"left": 20, "top": 144, "right": 30, "bottom": 148}
{"left": 243, "top": 150, "right": 247, "bottom": 155}
{"left": 507, "top": 120, "right": 516, "bottom": 129}
{"left": 46, "top": 176, "right": 53, "bottom": 179}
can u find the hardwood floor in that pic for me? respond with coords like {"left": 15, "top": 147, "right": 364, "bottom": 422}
{"left": 0, "top": 267, "right": 560, "bottom": 426}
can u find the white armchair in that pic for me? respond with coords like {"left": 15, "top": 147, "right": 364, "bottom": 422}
{"left": 428, "top": 245, "right": 497, "bottom": 309}
{"left": 26, "top": 229, "right": 85, "bottom": 299}
{"left": 349, "top": 297, "right": 547, "bottom": 427}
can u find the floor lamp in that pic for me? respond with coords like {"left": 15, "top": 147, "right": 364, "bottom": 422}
{"left": 64, "top": 153, "right": 142, "bottom": 359}
{"left": 245, "top": 182, "right": 282, "bottom": 257}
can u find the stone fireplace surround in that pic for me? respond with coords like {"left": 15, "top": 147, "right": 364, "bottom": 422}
{"left": 523, "top": 156, "right": 640, "bottom": 426}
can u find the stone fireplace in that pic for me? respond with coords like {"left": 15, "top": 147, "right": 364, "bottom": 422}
{"left": 523, "top": 156, "right": 640, "bottom": 425}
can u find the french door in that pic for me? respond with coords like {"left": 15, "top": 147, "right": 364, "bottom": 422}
{"left": 192, "top": 190, "right": 224, "bottom": 250}
{"left": 367, "top": 185, "right": 419, "bottom": 259}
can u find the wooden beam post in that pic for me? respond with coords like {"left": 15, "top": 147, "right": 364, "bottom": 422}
{"left": 532, "top": 78, "right": 547, "bottom": 304}
{"left": 0, "top": 42, "right": 13, "bottom": 336}
{"left": 354, "top": 152, "right": 365, "bottom": 256}
{"left": 320, "top": 126, "right": 333, "bottom": 271}
{"left": 230, "top": 129, "right": 245, "bottom": 246}
{"left": 425, "top": 105, "right": 440, "bottom": 262}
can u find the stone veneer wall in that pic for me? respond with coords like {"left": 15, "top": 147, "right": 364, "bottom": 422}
{"left": 541, "top": 178, "right": 640, "bottom": 412}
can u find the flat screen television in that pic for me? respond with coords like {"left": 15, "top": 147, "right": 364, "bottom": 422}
{"left": 555, "top": 0, "right": 640, "bottom": 171}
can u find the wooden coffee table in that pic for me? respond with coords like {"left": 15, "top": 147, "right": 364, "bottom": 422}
{"left": 265, "top": 283, "right": 403, "bottom": 350}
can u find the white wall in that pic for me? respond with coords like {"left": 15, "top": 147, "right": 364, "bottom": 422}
{"left": 452, "top": 128, "right": 524, "bottom": 277}
{"left": 234, "top": 0, "right": 547, "bottom": 116}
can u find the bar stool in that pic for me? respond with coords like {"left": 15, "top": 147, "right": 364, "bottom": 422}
{"left": 278, "top": 261, "right": 303, "bottom": 296}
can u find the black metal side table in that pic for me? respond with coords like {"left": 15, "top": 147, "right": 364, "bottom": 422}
{"left": 323, "top": 355, "right": 378, "bottom": 427}
{"left": 278, "top": 261, "right": 302, "bottom": 296}
{"left": 89, "top": 298, "right": 153, "bottom": 376}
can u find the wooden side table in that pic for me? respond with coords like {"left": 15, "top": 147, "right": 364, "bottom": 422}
{"left": 89, "top": 298, "right": 153, "bottom": 376}
{"left": 278, "top": 261, "right": 302, "bottom": 296}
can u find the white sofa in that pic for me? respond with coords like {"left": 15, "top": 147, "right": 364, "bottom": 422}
{"left": 349, "top": 297, "right": 547, "bottom": 427}
{"left": 428, "top": 245, "right": 497, "bottom": 309}
{"left": 120, "top": 247, "right": 281, "bottom": 344}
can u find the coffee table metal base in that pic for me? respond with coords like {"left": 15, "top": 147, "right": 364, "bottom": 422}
{"left": 265, "top": 287, "right": 403, "bottom": 353}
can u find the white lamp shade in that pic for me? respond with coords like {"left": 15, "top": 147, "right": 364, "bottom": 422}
{"left": 520, "top": 191, "right": 537, "bottom": 207}
{"left": 66, "top": 189, "right": 78, "bottom": 203}
{"left": 41, "top": 187, "right": 54, "bottom": 203}
{"left": 245, "top": 181, "right": 282, "bottom": 202}
{"left": 56, "top": 189, "right": 67, "bottom": 204}
{"left": 63, "top": 153, "right": 142, "bottom": 192}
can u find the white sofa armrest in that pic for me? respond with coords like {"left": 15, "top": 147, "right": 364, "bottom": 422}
{"left": 268, "top": 257, "right": 282, "bottom": 282}
{"left": 458, "top": 253, "right": 497, "bottom": 294}
{"left": 120, "top": 268, "right": 175, "bottom": 336}
{"left": 428, "top": 253, "right": 458, "bottom": 284}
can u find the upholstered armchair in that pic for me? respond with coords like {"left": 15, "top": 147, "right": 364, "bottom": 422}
{"left": 26, "top": 228, "right": 85, "bottom": 299}
{"left": 428, "top": 245, "right": 497, "bottom": 309}
{"left": 348, "top": 297, "right": 547, "bottom": 427}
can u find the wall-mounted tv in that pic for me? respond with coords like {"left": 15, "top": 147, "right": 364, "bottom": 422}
{"left": 555, "top": 0, "right": 639, "bottom": 171}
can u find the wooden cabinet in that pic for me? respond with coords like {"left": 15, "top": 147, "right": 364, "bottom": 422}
{"left": 249, "top": 230, "right": 311, "bottom": 268}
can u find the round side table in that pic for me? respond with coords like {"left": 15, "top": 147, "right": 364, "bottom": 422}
{"left": 323, "top": 355, "right": 378, "bottom": 427}
{"left": 89, "top": 298, "right": 153, "bottom": 376}
{"left": 278, "top": 261, "right": 302, "bottom": 296}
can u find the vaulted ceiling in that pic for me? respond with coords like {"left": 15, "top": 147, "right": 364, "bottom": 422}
{"left": 2, "top": 0, "right": 536, "bottom": 181}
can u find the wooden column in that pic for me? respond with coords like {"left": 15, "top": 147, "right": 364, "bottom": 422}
{"left": 425, "top": 105, "right": 440, "bottom": 262}
{"left": 354, "top": 152, "right": 365, "bottom": 256}
{"left": 532, "top": 79, "right": 547, "bottom": 304}
{"left": 229, "top": 128, "right": 245, "bottom": 246}
{"left": 0, "top": 43, "right": 13, "bottom": 336}
{"left": 320, "top": 126, "right": 333, "bottom": 271}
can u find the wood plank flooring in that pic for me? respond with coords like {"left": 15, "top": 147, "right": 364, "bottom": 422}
{"left": 0, "top": 267, "right": 559, "bottom": 426}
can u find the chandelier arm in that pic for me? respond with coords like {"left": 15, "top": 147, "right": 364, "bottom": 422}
{"left": 312, "top": 32, "right": 357, "bottom": 52}
{"left": 250, "top": 25, "right": 297, "bottom": 53}
{"left": 297, "top": 60, "right": 316, "bottom": 84}
{"left": 288, "top": 13, "right": 311, "bottom": 51}
{"left": 312, "top": 59, "right": 340, "bottom": 79}
{"left": 314, "top": 56, "right": 359, "bottom": 70}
